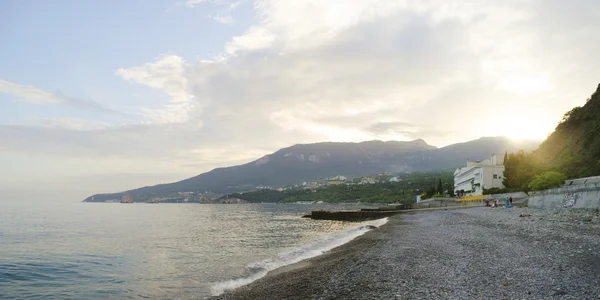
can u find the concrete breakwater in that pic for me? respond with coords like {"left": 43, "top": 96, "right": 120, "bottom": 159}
{"left": 304, "top": 210, "right": 401, "bottom": 221}
{"left": 303, "top": 205, "right": 483, "bottom": 221}
{"left": 528, "top": 177, "right": 600, "bottom": 209}
{"left": 303, "top": 204, "right": 415, "bottom": 221}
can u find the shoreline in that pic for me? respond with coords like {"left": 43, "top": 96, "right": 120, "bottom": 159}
{"left": 210, "top": 214, "right": 401, "bottom": 299}
{"left": 256, "top": 216, "right": 395, "bottom": 280}
{"left": 213, "top": 207, "right": 600, "bottom": 299}
{"left": 210, "top": 217, "right": 389, "bottom": 297}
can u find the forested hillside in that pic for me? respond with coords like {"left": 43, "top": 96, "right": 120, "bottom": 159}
{"left": 223, "top": 172, "right": 454, "bottom": 204}
{"left": 503, "top": 83, "right": 600, "bottom": 191}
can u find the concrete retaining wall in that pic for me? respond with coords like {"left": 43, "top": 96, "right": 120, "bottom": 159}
{"left": 484, "top": 192, "right": 528, "bottom": 200}
{"left": 528, "top": 182, "right": 600, "bottom": 209}
{"left": 422, "top": 193, "right": 528, "bottom": 202}
{"left": 420, "top": 197, "right": 457, "bottom": 202}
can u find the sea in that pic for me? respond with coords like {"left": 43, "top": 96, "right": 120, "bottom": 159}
{"left": 0, "top": 200, "right": 387, "bottom": 299}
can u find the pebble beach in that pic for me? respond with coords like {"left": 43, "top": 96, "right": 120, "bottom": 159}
{"left": 213, "top": 207, "right": 600, "bottom": 299}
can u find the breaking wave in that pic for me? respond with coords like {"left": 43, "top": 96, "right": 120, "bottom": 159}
{"left": 210, "top": 217, "right": 388, "bottom": 296}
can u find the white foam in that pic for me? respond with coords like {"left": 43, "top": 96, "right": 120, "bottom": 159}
{"left": 210, "top": 217, "right": 388, "bottom": 296}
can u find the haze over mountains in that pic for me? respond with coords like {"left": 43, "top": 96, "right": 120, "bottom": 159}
{"left": 84, "top": 137, "right": 538, "bottom": 202}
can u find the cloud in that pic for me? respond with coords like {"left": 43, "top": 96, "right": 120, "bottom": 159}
{"left": 36, "top": 118, "right": 112, "bottom": 131}
{"left": 0, "top": 120, "right": 284, "bottom": 165}
{"left": 185, "top": 0, "right": 598, "bottom": 145}
{"left": 176, "top": 1, "right": 477, "bottom": 145}
{"left": 184, "top": 0, "right": 242, "bottom": 8}
{"left": 0, "top": 79, "right": 123, "bottom": 115}
{"left": 210, "top": 14, "right": 235, "bottom": 24}
{"left": 2, "top": 0, "right": 600, "bottom": 193}
{"left": 364, "top": 121, "right": 449, "bottom": 141}
{"left": 364, "top": 121, "right": 423, "bottom": 135}
{"left": 116, "top": 55, "right": 197, "bottom": 123}
{"left": 184, "top": 0, "right": 243, "bottom": 24}
{"left": 0, "top": 79, "right": 64, "bottom": 104}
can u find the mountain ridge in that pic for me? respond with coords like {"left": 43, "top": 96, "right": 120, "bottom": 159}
{"left": 83, "top": 137, "right": 539, "bottom": 202}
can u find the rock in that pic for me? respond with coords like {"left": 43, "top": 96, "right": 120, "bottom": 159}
{"left": 553, "top": 290, "right": 567, "bottom": 296}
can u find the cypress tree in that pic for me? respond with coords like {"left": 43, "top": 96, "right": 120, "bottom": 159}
{"left": 502, "top": 152, "right": 510, "bottom": 187}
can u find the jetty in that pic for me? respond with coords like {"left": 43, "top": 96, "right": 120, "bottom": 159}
{"left": 304, "top": 209, "right": 401, "bottom": 221}
{"left": 302, "top": 202, "right": 484, "bottom": 221}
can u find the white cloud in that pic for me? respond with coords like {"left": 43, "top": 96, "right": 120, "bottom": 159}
{"left": 210, "top": 14, "right": 235, "bottom": 24}
{"left": 116, "top": 55, "right": 191, "bottom": 103}
{"left": 83, "top": 0, "right": 600, "bottom": 151}
{"left": 0, "top": 79, "right": 121, "bottom": 114}
{"left": 0, "top": 79, "right": 64, "bottom": 104}
{"left": 184, "top": 0, "right": 242, "bottom": 8}
{"left": 184, "top": 0, "right": 211, "bottom": 8}
{"left": 116, "top": 55, "right": 197, "bottom": 123}
{"left": 184, "top": 0, "right": 244, "bottom": 24}
{"left": 198, "top": 0, "right": 598, "bottom": 145}
{"left": 36, "top": 118, "right": 112, "bottom": 131}
{"left": 2, "top": 0, "right": 600, "bottom": 195}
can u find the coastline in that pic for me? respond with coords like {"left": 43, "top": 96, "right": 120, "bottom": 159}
{"left": 209, "top": 217, "right": 389, "bottom": 297}
{"left": 212, "top": 207, "right": 600, "bottom": 299}
{"left": 211, "top": 216, "right": 395, "bottom": 300}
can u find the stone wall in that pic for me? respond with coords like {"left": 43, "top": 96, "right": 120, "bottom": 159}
{"left": 528, "top": 182, "right": 600, "bottom": 209}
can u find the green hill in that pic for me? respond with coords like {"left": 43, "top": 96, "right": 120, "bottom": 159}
{"left": 535, "top": 83, "right": 600, "bottom": 178}
{"left": 503, "top": 83, "right": 600, "bottom": 190}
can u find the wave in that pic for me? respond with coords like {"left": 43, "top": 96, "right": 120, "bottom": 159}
{"left": 210, "top": 217, "right": 388, "bottom": 296}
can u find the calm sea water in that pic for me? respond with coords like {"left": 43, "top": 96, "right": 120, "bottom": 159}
{"left": 0, "top": 201, "right": 384, "bottom": 299}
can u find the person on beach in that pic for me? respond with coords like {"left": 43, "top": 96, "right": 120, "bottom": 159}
{"left": 509, "top": 197, "right": 513, "bottom": 207}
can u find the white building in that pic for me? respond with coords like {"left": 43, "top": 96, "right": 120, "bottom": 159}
{"left": 359, "top": 177, "right": 376, "bottom": 185}
{"left": 389, "top": 176, "right": 402, "bottom": 182}
{"left": 454, "top": 154, "right": 505, "bottom": 196}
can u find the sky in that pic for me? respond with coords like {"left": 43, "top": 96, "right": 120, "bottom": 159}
{"left": 1, "top": 0, "right": 599, "bottom": 201}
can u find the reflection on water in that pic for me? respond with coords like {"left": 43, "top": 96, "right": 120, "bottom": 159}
{"left": 0, "top": 201, "right": 369, "bottom": 299}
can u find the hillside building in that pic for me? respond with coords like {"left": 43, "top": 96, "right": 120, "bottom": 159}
{"left": 454, "top": 154, "right": 505, "bottom": 196}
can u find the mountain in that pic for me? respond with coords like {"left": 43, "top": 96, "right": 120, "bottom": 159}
{"left": 533, "top": 83, "right": 600, "bottom": 178}
{"left": 83, "top": 137, "right": 538, "bottom": 202}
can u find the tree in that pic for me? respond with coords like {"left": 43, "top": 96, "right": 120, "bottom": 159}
{"left": 436, "top": 178, "right": 443, "bottom": 194}
{"left": 528, "top": 171, "right": 567, "bottom": 191}
{"left": 426, "top": 185, "right": 436, "bottom": 198}
{"left": 502, "top": 153, "right": 510, "bottom": 187}
{"left": 503, "top": 150, "right": 538, "bottom": 190}
{"left": 448, "top": 182, "right": 454, "bottom": 197}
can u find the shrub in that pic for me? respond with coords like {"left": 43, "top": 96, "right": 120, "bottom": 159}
{"left": 527, "top": 171, "right": 567, "bottom": 191}
{"left": 483, "top": 187, "right": 509, "bottom": 195}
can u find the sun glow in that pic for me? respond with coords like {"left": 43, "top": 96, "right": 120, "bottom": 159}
{"left": 502, "top": 122, "right": 551, "bottom": 141}
{"left": 483, "top": 113, "right": 554, "bottom": 142}
{"left": 498, "top": 75, "right": 551, "bottom": 95}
